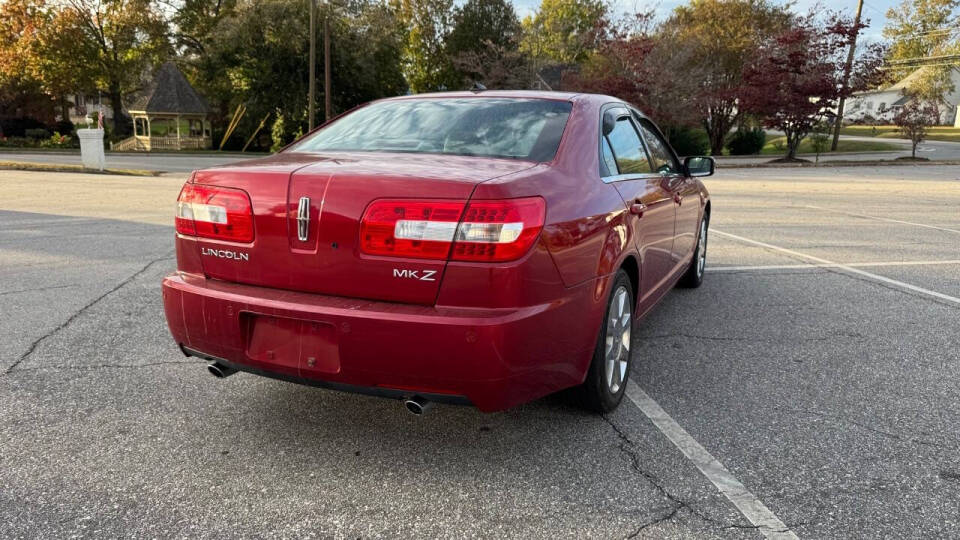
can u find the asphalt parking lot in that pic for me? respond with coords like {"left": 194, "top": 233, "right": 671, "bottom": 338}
{"left": 1, "top": 164, "right": 958, "bottom": 538}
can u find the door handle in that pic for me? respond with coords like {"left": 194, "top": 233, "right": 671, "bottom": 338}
{"left": 674, "top": 193, "right": 682, "bottom": 206}
{"left": 629, "top": 201, "right": 647, "bottom": 216}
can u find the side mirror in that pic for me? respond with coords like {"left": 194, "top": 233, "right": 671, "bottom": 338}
{"left": 602, "top": 110, "right": 617, "bottom": 136}
{"left": 684, "top": 156, "right": 715, "bottom": 177}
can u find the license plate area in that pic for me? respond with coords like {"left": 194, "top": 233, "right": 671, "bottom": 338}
{"left": 242, "top": 313, "right": 340, "bottom": 375}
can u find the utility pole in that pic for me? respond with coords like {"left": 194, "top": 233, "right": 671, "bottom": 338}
{"left": 324, "top": 13, "right": 332, "bottom": 121}
{"left": 308, "top": 0, "right": 316, "bottom": 130}
{"left": 831, "top": 0, "right": 865, "bottom": 151}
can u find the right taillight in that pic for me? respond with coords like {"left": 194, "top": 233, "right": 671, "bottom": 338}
{"left": 176, "top": 183, "right": 254, "bottom": 243}
{"left": 359, "top": 197, "right": 545, "bottom": 262}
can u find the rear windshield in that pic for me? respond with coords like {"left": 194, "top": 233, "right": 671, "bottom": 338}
{"left": 288, "top": 98, "right": 572, "bottom": 162}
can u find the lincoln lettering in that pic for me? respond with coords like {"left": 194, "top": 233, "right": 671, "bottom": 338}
{"left": 201, "top": 247, "right": 250, "bottom": 261}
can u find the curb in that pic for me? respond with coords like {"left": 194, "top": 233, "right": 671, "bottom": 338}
{"left": 719, "top": 159, "right": 960, "bottom": 169}
{"left": 0, "top": 161, "right": 163, "bottom": 177}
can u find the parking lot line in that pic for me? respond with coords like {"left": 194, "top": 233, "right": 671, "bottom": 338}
{"left": 626, "top": 382, "right": 800, "bottom": 539}
{"left": 712, "top": 229, "right": 960, "bottom": 306}
{"left": 708, "top": 260, "right": 960, "bottom": 272}
{"left": 802, "top": 205, "right": 960, "bottom": 235}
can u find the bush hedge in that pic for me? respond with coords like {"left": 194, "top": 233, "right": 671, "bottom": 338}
{"left": 726, "top": 127, "right": 766, "bottom": 155}
{"left": 666, "top": 126, "right": 710, "bottom": 156}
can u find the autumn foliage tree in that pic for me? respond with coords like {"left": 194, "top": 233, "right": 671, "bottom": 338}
{"left": 889, "top": 98, "right": 941, "bottom": 158}
{"left": 740, "top": 14, "right": 885, "bottom": 160}
{"left": 661, "top": 0, "right": 792, "bottom": 155}
{"left": 571, "top": 12, "right": 703, "bottom": 130}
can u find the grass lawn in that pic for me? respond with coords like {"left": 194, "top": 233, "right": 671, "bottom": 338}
{"left": 839, "top": 125, "right": 960, "bottom": 143}
{"left": 760, "top": 136, "right": 900, "bottom": 155}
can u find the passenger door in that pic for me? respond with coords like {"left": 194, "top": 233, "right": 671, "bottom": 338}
{"left": 636, "top": 117, "right": 699, "bottom": 270}
{"left": 600, "top": 107, "right": 676, "bottom": 313}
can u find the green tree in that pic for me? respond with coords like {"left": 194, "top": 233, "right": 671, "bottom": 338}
{"left": 57, "top": 0, "right": 172, "bottom": 134}
{"left": 520, "top": 0, "right": 606, "bottom": 65}
{"left": 397, "top": 0, "right": 457, "bottom": 92}
{"left": 446, "top": 0, "right": 523, "bottom": 87}
{"left": 882, "top": 0, "right": 958, "bottom": 100}
{"left": 662, "top": 0, "right": 792, "bottom": 155}
{"left": 522, "top": 0, "right": 607, "bottom": 64}
{"left": 182, "top": 0, "right": 406, "bottom": 150}
{"left": 448, "top": 0, "right": 520, "bottom": 55}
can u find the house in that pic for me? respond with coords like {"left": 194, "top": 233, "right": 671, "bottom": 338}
{"left": 844, "top": 67, "right": 960, "bottom": 126}
{"left": 66, "top": 93, "right": 113, "bottom": 126}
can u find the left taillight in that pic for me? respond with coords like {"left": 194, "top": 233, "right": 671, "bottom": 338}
{"left": 175, "top": 183, "right": 254, "bottom": 243}
{"left": 359, "top": 197, "right": 545, "bottom": 262}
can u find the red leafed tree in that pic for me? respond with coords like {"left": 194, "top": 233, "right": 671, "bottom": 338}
{"left": 890, "top": 99, "right": 940, "bottom": 158}
{"left": 740, "top": 14, "right": 885, "bottom": 160}
{"left": 569, "top": 12, "right": 704, "bottom": 130}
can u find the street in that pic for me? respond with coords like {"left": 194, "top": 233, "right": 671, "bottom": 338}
{"left": 1, "top": 165, "right": 958, "bottom": 538}
{"left": 2, "top": 134, "right": 960, "bottom": 173}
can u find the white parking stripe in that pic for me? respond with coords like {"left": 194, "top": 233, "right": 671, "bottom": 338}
{"left": 708, "top": 260, "right": 960, "bottom": 272}
{"left": 712, "top": 229, "right": 960, "bottom": 306}
{"left": 803, "top": 205, "right": 960, "bottom": 235}
{"left": 625, "top": 382, "right": 800, "bottom": 539}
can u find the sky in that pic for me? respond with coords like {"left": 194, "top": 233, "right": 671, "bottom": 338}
{"left": 509, "top": 0, "right": 903, "bottom": 42}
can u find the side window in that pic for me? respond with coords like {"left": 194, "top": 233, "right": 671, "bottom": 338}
{"left": 606, "top": 118, "right": 653, "bottom": 175}
{"left": 600, "top": 138, "right": 618, "bottom": 177}
{"left": 637, "top": 120, "right": 679, "bottom": 174}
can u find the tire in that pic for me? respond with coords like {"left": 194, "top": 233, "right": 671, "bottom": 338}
{"left": 678, "top": 212, "right": 709, "bottom": 289}
{"left": 575, "top": 269, "right": 634, "bottom": 413}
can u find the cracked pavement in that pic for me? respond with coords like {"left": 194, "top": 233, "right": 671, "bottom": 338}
{"left": 1, "top": 165, "right": 959, "bottom": 538}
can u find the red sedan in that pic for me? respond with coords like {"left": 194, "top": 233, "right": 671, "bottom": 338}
{"left": 162, "top": 91, "right": 714, "bottom": 414}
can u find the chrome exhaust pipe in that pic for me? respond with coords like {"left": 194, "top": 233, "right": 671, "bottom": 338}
{"left": 207, "top": 362, "right": 238, "bottom": 378}
{"left": 403, "top": 396, "right": 433, "bottom": 415}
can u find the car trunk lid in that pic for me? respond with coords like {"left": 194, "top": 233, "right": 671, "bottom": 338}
{"left": 192, "top": 152, "right": 534, "bottom": 304}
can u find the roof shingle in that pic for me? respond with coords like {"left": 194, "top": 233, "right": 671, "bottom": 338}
{"left": 129, "top": 62, "right": 211, "bottom": 115}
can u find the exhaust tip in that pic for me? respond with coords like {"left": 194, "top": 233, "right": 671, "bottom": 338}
{"left": 207, "top": 362, "right": 238, "bottom": 378}
{"left": 403, "top": 396, "right": 432, "bottom": 415}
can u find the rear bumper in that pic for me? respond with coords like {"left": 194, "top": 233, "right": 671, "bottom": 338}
{"left": 162, "top": 273, "right": 600, "bottom": 411}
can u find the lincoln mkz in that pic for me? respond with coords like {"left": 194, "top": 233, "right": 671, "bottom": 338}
{"left": 162, "top": 91, "right": 714, "bottom": 414}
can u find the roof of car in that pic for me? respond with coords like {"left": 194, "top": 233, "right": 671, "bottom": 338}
{"left": 384, "top": 90, "right": 615, "bottom": 103}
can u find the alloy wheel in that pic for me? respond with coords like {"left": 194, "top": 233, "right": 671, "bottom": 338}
{"left": 604, "top": 286, "right": 632, "bottom": 394}
{"left": 696, "top": 218, "right": 708, "bottom": 278}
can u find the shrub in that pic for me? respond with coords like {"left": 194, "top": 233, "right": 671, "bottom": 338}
{"left": 666, "top": 127, "right": 710, "bottom": 156}
{"left": 39, "top": 132, "right": 74, "bottom": 148}
{"left": 0, "top": 117, "right": 46, "bottom": 137}
{"left": 52, "top": 120, "right": 75, "bottom": 135}
{"left": 25, "top": 128, "right": 50, "bottom": 139}
{"left": 0, "top": 136, "right": 32, "bottom": 148}
{"left": 726, "top": 127, "right": 766, "bottom": 155}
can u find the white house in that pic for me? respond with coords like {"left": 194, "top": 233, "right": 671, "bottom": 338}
{"left": 844, "top": 67, "right": 960, "bottom": 126}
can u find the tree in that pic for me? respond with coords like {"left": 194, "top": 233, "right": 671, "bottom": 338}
{"left": 0, "top": 0, "right": 51, "bottom": 123}
{"left": 661, "top": 0, "right": 792, "bottom": 155}
{"left": 446, "top": 0, "right": 522, "bottom": 87}
{"left": 447, "top": 0, "right": 520, "bottom": 55}
{"left": 180, "top": 0, "right": 406, "bottom": 150}
{"left": 520, "top": 0, "right": 606, "bottom": 65}
{"left": 882, "top": 0, "right": 958, "bottom": 87}
{"left": 55, "top": 0, "right": 171, "bottom": 134}
{"left": 397, "top": 0, "right": 457, "bottom": 92}
{"left": 740, "top": 14, "right": 885, "bottom": 161}
{"left": 571, "top": 12, "right": 704, "bottom": 130}
{"left": 808, "top": 121, "right": 831, "bottom": 163}
{"left": 889, "top": 98, "right": 941, "bottom": 157}
{"left": 452, "top": 41, "right": 532, "bottom": 89}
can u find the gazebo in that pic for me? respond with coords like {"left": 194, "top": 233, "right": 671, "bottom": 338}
{"left": 113, "top": 62, "right": 212, "bottom": 151}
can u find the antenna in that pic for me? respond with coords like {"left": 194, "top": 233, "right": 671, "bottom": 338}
{"left": 470, "top": 82, "right": 487, "bottom": 93}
